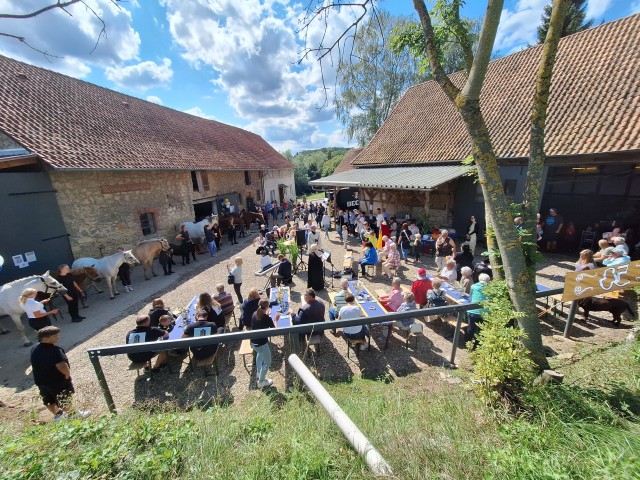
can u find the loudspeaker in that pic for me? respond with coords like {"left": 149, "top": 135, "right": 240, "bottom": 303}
{"left": 296, "top": 229, "right": 307, "bottom": 247}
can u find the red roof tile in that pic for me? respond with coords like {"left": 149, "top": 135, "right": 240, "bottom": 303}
{"left": 0, "top": 55, "right": 293, "bottom": 171}
{"left": 333, "top": 147, "right": 363, "bottom": 174}
{"left": 354, "top": 14, "right": 640, "bottom": 166}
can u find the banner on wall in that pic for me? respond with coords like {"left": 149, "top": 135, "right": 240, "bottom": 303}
{"left": 562, "top": 262, "right": 640, "bottom": 301}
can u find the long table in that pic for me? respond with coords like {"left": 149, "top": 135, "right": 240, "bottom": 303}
{"left": 269, "top": 287, "right": 292, "bottom": 328}
{"left": 168, "top": 295, "right": 199, "bottom": 340}
{"left": 347, "top": 280, "right": 394, "bottom": 349}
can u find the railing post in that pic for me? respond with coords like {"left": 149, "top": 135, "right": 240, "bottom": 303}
{"left": 449, "top": 310, "right": 465, "bottom": 365}
{"left": 563, "top": 300, "right": 578, "bottom": 338}
{"left": 88, "top": 351, "right": 117, "bottom": 413}
{"left": 288, "top": 354, "right": 393, "bottom": 476}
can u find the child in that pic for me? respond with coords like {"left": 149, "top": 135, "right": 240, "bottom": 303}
{"left": 412, "top": 234, "right": 422, "bottom": 261}
{"left": 342, "top": 225, "right": 349, "bottom": 249}
{"left": 157, "top": 314, "right": 175, "bottom": 333}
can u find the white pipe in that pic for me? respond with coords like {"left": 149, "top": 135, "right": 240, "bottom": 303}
{"left": 287, "top": 354, "right": 393, "bottom": 477}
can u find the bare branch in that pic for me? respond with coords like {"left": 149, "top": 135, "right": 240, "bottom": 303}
{"left": 0, "top": 0, "right": 82, "bottom": 20}
{"left": 461, "top": 0, "right": 504, "bottom": 100}
{"left": 0, "top": 32, "right": 62, "bottom": 60}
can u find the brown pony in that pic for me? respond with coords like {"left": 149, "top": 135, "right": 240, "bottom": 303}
{"left": 133, "top": 238, "right": 170, "bottom": 280}
{"left": 239, "top": 211, "right": 266, "bottom": 231}
{"left": 218, "top": 215, "right": 244, "bottom": 234}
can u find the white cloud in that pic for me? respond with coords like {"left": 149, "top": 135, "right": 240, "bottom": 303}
{"left": 0, "top": 0, "right": 140, "bottom": 77}
{"left": 586, "top": 0, "right": 613, "bottom": 19}
{"left": 495, "top": 0, "right": 547, "bottom": 52}
{"left": 184, "top": 107, "right": 217, "bottom": 120}
{"left": 162, "top": 0, "right": 365, "bottom": 149}
{"left": 105, "top": 58, "right": 173, "bottom": 90}
{"left": 630, "top": 1, "right": 640, "bottom": 14}
{"left": 146, "top": 95, "right": 163, "bottom": 105}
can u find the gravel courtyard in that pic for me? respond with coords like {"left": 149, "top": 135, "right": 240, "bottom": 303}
{"left": 0, "top": 223, "right": 635, "bottom": 421}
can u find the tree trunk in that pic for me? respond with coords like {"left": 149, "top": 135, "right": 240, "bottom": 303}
{"left": 458, "top": 99, "right": 549, "bottom": 370}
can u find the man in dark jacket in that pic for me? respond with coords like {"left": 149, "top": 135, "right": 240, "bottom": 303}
{"left": 289, "top": 288, "right": 325, "bottom": 343}
{"left": 270, "top": 254, "right": 292, "bottom": 287}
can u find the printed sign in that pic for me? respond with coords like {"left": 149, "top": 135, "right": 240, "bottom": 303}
{"left": 128, "top": 332, "right": 147, "bottom": 344}
{"left": 194, "top": 327, "right": 211, "bottom": 337}
{"left": 25, "top": 251, "right": 37, "bottom": 262}
{"left": 12, "top": 254, "right": 24, "bottom": 267}
{"left": 562, "top": 262, "right": 640, "bottom": 301}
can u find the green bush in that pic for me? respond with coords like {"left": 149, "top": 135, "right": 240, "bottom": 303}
{"left": 470, "top": 280, "right": 535, "bottom": 407}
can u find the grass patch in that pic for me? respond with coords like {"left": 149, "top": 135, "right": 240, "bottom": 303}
{"left": 1, "top": 342, "right": 638, "bottom": 479}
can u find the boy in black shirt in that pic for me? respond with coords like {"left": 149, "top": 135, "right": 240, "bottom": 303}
{"left": 125, "top": 314, "right": 169, "bottom": 370}
{"left": 30, "top": 326, "right": 90, "bottom": 421}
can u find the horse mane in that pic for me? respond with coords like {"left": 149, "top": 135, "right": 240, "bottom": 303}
{"left": 4, "top": 274, "right": 42, "bottom": 286}
{"left": 136, "top": 237, "right": 167, "bottom": 246}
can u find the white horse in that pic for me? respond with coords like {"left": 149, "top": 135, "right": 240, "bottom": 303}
{"left": 0, "top": 271, "right": 67, "bottom": 347}
{"left": 180, "top": 215, "right": 218, "bottom": 243}
{"left": 72, "top": 250, "right": 139, "bottom": 299}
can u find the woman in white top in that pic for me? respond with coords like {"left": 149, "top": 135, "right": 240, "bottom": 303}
{"left": 19, "top": 288, "right": 60, "bottom": 331}
{"left": 321, "top": 213, "right": 331, "bottom": 239}
{"left": 338, "top": 293, "right": 369, "bottom": 350}
{"left": 227, "top": 257, "right": 244, "bottom": 304}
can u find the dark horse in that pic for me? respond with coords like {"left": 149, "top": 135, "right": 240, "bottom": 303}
{"left": 239, "top": 211, "right": 266, "bottom": 231}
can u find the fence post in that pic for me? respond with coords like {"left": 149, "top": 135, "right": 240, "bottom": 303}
{"left": 88, "top": 351, "right": 117, "bottom": 413}
{"left": 288, "top": 354, "right": 393, "bottom": 476}
{"left": 563, "top": 300, "right": 578, "bottom": 338}
{"left": 449, "top": 310, "right": 466, "bottom": 365}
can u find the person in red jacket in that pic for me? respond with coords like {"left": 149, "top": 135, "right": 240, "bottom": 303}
{"left": 411, "top": 268, "right": 433, "bottom": 308}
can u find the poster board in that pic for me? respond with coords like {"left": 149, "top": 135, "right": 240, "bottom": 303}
{"left": 562, "top": 261, "right": 640, "bottom": 301}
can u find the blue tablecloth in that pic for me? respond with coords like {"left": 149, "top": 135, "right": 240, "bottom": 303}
{"left": 348, "top": 281, "right": 390, "bottom": 320}
{"left": 168, "top": 295, "right": 199, "bottom": 340}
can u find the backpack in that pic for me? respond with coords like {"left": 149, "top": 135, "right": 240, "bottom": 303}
{"left": 429, "top": 290, "right": 447, "bottom": 307}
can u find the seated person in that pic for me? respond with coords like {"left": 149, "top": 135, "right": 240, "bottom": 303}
{"left": 359, "top": 241, "right": 378, "bottom": 277}
{"left": 379, "top": 277, "right": 404, "bottom": 312}
{"left": 377, "top": 236, "right": 395, "bottom": 261}
{"left": 395, "top": 292, "right": 417, "bottom": 331}
{"left": 439, "top": 259, "right": 457, "bottom": 284}
{"left": 259, "top": 249, "right": 273, "bottom": 272}
{"left": 593, "top": 239, "right": 614, "bottom": 265}
{"left": 259, "top": 224, "right": 268, "bottom": 237}
{"left": 157, "top": 314, "right": 175, "bottom": 333}
{"left": 454, "top": 244, "right": 475, "bottom": 280}
{"left": 410, "top": 268, "right": 432, "bottom": 308}
{"left": 612, "top": 236, "right": 629, "bottom": 255}
{"left": 270, "top": 254, "right": 292, "bottom": 287}
{"left": 382, "top": 243, "right": 401, "bottom": 277}
{"left": 264, "top": 231, "right": 277, "bottom": 254}
{"left": 328, "top": 279, "right": 350, "bottom": 321}
{"left": 253, "top": 233, "right": 267, "bottom": 253}
{"left": 472, "top": 258, "right": 493, "bottom": 283}
{"left": 427, "top": 278, "right": 447, "bottom": 307}
{"left": 148, "top": 298, "right": 175, "bottom": 327}
{"left": 459, "top": 267, "right": 473, "bottom": 295}
{"left": 338, "top": 293, "right": 369, "bottom": 350}
{"left": 214, "top": 284, "right": 235, "bottom": 316}
{"left": 575, "top": 249, "right": 596, "bottom": 271}
{"left": 196, "top": 292, "right": 225, "bottom": 334}
{"left": 240, "top": 288, "right": 261, "bottom": 331}
{"left": 125, "top": 314, "right": 169, "bottom": 370}
{"left": 603, "top": 245, "right": 630, "bottom": 266}
{"left": 290, "top": 288, "right": 325, "bottom": 342}
{"left": 182, "top": 309, "right": 219, "bottom": 360}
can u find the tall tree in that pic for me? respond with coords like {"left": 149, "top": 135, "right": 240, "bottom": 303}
{"left": 334, "top": 11, "right": 422, "bottom": 147}
{"left": 301, "top": 0, "right": 571, "bottom": 370}
{"left": 537, "top": 0, "right": 593, "bottom": 43}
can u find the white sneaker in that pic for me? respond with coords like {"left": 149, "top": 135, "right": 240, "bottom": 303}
{"left": 257, "top": 379, "right": 273, "bottom": 389}
{"left": 128, "top": 286, "right": 134, "bottom": 291}
{"left": 74, "top": 409, "right": 91, "bottom": 418}
{"left": 53, "top": 411, "right": 68, "bottom": 422}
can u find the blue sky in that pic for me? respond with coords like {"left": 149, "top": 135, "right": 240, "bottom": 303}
{"left": 0, "top": 1, "right": 635, "bottom": 153}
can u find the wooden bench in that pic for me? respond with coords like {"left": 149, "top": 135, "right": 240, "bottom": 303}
{"left": 189, "top": 348, "right": 220, "bottom": 377}
{"left": 343, "top": 255, "right": 353, "bottom": 271}
{"left": 304, "top": 334, "right": 322, "bottom": 359}
{"left": 238, "top": 339, "right": 254, "bottom": 370}
{"left": 446, "top": 317, "right": 468, "bottom": 332}
{"left": 345, "top": 336, "right": 370, "bottom": 358}
{"left": 128, "top": 360, "right": 152, "bottom": 376}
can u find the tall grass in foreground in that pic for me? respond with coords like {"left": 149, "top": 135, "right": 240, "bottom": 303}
{"left": 1, "top": 342, "right": 638, "bottom": 479}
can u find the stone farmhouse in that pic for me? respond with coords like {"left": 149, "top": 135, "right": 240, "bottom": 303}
{"left": 313, "top": 14, "right": 640, "bottom": 240}
{"left": 0, "top": 54, "right": 294, "bottom": 282}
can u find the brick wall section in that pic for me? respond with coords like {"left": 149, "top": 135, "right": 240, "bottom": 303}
{"left": 49, "top": 170, "right": 194, "bottom": 258}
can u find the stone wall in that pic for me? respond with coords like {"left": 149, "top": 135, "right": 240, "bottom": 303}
{"left": 49, "top": 170, "right": 194, "bottom": 259}
{"left": 192, "top": 170, "right": 259, "bottom": 209}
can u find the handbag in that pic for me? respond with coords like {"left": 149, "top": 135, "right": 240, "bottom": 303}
{"left": 227, "top": 273, "right": 235, "bottom": 285}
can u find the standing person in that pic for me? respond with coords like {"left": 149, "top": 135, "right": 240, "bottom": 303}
{"left": 227, "top": 221, "right": 238, "bottom": 245}
{"left": 116, "top": 247, "right": 134, "bottom": 292}
{"left": 19, "top": 288, "right": 59, "bottom": 331}
{"left": 466, "top": 273, "right": 491, "bottom": 348}
{"left": 307, "top": 244, "right": 325, "bottom": 291}
{"left": 176, "top": 225, "right": 195, "bottom": 264}
{"left": 125, "top": 315, "right": 169, "bottom": 369}
{"left": 399, "top": 223, "right": 412, "bottom": 261}
{"left": 212, "top": 222, "right": 222, "bottom": 251}
{"left": 543, "top": 208, "right": 564, "bottom": 252}
{"left": 251, "top": 298, "right": 279, "bottom": 388}
{"left": 435, "top": 229, "right": 456, "bottom": 271}
{"left": 57, "top": 265, "right": 85, "bottom": 322}
{"left": 321, "top": 212, "right": 331, "bottom": 239}
{"left": 159, "top": 244, "right": 174, "bottom": 275}
{"left": 204, "top": 224, "right": 217, "bottom": 256}
{"left": 30, "top": 326, "right": 90, "bottom": 421}
{"left": 226, "top": 257, "right": 244, "bottom": 304}
{"left": 466, "top": 215, "right": 479, "bottom": 255}
{"left": 240, "top": 288, "right": 261, "bottom": 331}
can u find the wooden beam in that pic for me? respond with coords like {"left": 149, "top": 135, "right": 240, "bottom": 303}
{"left": 0, "top": 155, "right": 39, "bottom": 170}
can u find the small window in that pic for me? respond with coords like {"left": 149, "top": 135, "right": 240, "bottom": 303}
{"left": 256, "top": 189, "right": 261, "bottom": 201}
{"left": 201, "top": 172, "right": 210, "bottom": 191}
{"left": 244, "top": 170, "right": 251, "bottom": 185}
{"left": 191, "top": 171, "right": 199, "bottom": 191}
{"left": 140, "top": 212, "right": 157, "bottom": 235}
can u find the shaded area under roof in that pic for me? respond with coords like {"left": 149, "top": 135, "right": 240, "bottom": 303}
{"left": 310, "top": 165, "right": 466, "bottom": 190}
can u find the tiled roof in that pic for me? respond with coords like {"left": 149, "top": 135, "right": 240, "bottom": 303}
{"left": 333, "top": 147, "right": 363, "bottom": 174}
{"left": 354, "top": 14, "right": 640, "bottom": 166}
{"left": 0, "top": 55, "right": 293, "bottom": 171}
{"left": 310, "top": 164, "right": 465, "bottom": 190}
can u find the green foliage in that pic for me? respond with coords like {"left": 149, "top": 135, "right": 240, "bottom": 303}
{"left": 285, "top": 147, "right": 350, "bottom": 194}
{"left": 470, "top": 280, "right": 535, "bottom": 407}
{"left": 537, "top": 0, "right": 594, "bottom": 44}
{"left": 0, "top": 413, "right": 193, "bottom": 479}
